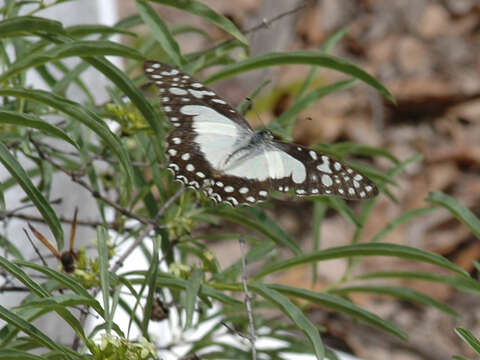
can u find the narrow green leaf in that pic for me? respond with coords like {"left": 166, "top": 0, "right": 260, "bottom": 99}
{"left": 150, "top": 0, "right": 248, "bottom": 46}
{"left": 0, "top": 40, "right": 143, "bottom": 83}
{"left": 0, "top": 235, "right": 24, "bottom": 260}
{"left": 154, "top": 274, "right": 242, "bottom": 306}
{"left": 66, "top": 24, "right": 136, "bottom": 38}
{"left": 0, "top": 88, "right": 134, "bottom": 187}
{"left": 426, "top": 191, "right": 480, "bottom": 240}
{"left": 452, "top": 355, "right": 473, "bottom": 360}
{"left": 269, "top": 283, "right": 407, "bottom": 340}
{"left": 455, "top": 327, "right": 480, "bottom": 354}
{"left": 0, "top": 305, "right": 76, "bottom": 358}
{"left": 0, "top": 256, "right": 49, "bottom": 297}
{"left": 142, "top": 235, "right": 160, "bottom": 336}
{"left": 331, "top": 285, "right": 458, "bottom": 317}
{"left": 273, "top": 79, "right": 356, "bottom": 135}
{"left": 206, "top": 207, "right": 302, "bottom": 255}
{"left": 13, "top": 300, "right": 88, "bottom": 344}
{"left": 0, "top": 16, "right": 65, "bottom": 38}
{"left": 205, "top": 51, "right": 395, "bottom": 104}
{"left": 357, "top": 271, "right": 480, "bottom": 294}
{"left": 185, "top": 268, "right": 203, "bottom": 329}
{"left": 0, "top": 349, "right": 52, "bottom": 360}
{"left": 251, "top": 283, "right": 325, "bottom": 360}
{"left": 97, "top": 226, "right": 111, "bottom": 333}
{"left": 0, "top": 110, "right": 78, "bottom": 149}
{"left": 236, "top": 79, "right": 271, "bottom": 116}
{"left": 14, "top": 260, "right": 96, "bottom": 306}
{"left": 320, "top": 26, "right": 350, "bottom": 53}
{"left": 312, "top": 202, "right": 326, "bottom": 284}
{"left": 137, "top": 1, "right": 186, "bottom": 67}
{"left": 253, "top": 243, "right": 468, "bottom": 280}
{"left": 0, "top": 142, "right": 63, "bottom": 248}
{"left": 371, "top": 207, "right": 437, "bottom": 242}
{"left": 84, "top": 57, "right": 163, "bottom": 136}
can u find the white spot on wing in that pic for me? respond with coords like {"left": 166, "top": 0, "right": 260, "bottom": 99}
{"left": 172, "top": 137, "right": 181, "bottom": 144}
{"left": 224, "top": 186, "right": 234, "bottom": 193}
{"left": 309, "top": 150, "right": 317, "bottom": 160}
{"left": 321, "top": 174, "right": 333, "bottom": 187}
{"left": 186, "top": 164, "right": 195, "bottom": 171}
{"left": 168, "top": 149, "right": 177, "bottom": 156}
{"left": 170, "top": 87, "right": 188, "bottom": 95}
{"left": 239, "top": 187, "right": 249, "bottom": 194}
{"left": 181, "top": 153, "right": 191, "bottom": 161}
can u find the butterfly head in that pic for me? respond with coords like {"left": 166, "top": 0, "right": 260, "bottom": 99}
{"left": 255, "top": 129, "right": 274, "bottom": 142}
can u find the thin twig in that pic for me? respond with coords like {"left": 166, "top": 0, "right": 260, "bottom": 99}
{"left": 30, "top": 137, "right": 154, "bottom": 226}
{"left": 192, "top": 1, "right": 309, "bottom": 62}
{"left": 23, "top": 228, "right": 49, "bottom": 268}
{"left": 243, "top": 1, "right": 310, "bottom": 34}
{"left": 110, "top": 186, "right": 185, "bottom": 274}
{"left": 239, "top": 236, "right": 256, "bottom": 360}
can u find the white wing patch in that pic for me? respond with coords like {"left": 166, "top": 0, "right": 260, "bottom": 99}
{"left": 180, "top": 105, "right": 249, "bottom": 169}
{"left": 222, "top": 148, "right": 306, "bottom": 182}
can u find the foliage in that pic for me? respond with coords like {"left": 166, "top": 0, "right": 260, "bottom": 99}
{"left": 0, "top": 1, "right": 477, "bottom": 359}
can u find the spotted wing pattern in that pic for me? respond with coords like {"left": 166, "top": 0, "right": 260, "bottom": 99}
{"left": 143, "top": 61, "right": 378, "bottom": 206}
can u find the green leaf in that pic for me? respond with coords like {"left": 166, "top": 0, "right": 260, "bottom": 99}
{"left": 206, "top": 207, "right": 302, "bottom": 255}
{"left": 66, "top": 24, "right": 136, "bottom": 38}
{"left": 268, "top": 283, "right": 407, "bottom": 340}
{"left": 0, "top": 16, "right": 65, "bottom": 39}
{"left": 320, "top": 26, "right": 350, "bottom": 53}
{"left": 0, "top": 110, "right": 78, "bottom": 149}
{"left": 455, "top": 327, "right": 480, "bottom": 354}
{"left": 137, "top": 1, "right": 186, "bottom": 67}
{"left": 331, "top": 285, "right": 458, "bottom": 317}
{"left": 0, "top": 40, "right": 143, "bottom": 83}
{"left": 0, "top": 349, "right": 48, "bottom": 360}
{"left": 0, "top": 235, "right": 24, "bottom": 260}
{"left": 142, "top": 235, "right": 160, "bottom": 336}
{"left": 150, "top": 0, "right": 248, "bottom": 46}
{"left": 153, "top": 274, "right": 242, "bottom": 306}
{"left": 0, "top": 305, "right": 77, "bottom": 358}
{"left": 253, "top": 243, "right": 468, "bottom": 280}
{"left": 426, "top": 191, "right": 480, "bottom": 240}
{"left": 371, "top": 207, "right": 437, "bottom": 242}
{"left": 251, "top": 283, "right": 325, "bottom": 360}
{"left": 0, "top": 88, "right": 134, "bottom": 188}
{"left": 0, "top": 256, "right": 49, "bottom": 298}
{"left": 0, "top": 142, "right": 64, "bottom": 248}
{"left": 185, "top": 268, "right": 203, "bottom": 329}
{"left": 97, "top": 226, "right": 111, "bottom": 333}
{"left": 204, "top": 51, "right": 395, "bottom": 104}
{"left": 357, "top": 271, "right": 480, "bottom": 294}
{"left": 15, "top": 260, "right": 104, "bottom": 315}
{"left": 273, "top": 79, "right": 357, "bottom": 136}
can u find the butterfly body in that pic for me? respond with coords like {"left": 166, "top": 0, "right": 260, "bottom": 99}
{"left": 144, "top": 61, "right": 378, "bottom": 206}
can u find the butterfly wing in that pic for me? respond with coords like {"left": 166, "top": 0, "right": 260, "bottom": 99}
{"left": 144, "top": 61, "right": 265, "bottom": 206}
{"left": 267, "top": 141, "right": 379, "bottom": 200}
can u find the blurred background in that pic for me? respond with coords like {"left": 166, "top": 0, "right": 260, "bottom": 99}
{"left": 125, "top": 1, "right": 480, "bottom": 359}
{"left": 1, "top": 0, "right": 479, "bottom": 359}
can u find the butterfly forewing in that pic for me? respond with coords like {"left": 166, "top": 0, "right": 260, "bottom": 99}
{"left": 144, "top": 60, "right": 378, "bottom": 206}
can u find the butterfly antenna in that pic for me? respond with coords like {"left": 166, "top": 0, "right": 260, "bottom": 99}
{"left": 69, "top": 207, "right": 79, "bottom": 253}
{"left": 28, "top": 223, "right": 61, "bottom": 260}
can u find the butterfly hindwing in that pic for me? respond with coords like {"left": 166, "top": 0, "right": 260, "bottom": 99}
{"left": 269, "top": 143, "right": 379, "bottom": 200}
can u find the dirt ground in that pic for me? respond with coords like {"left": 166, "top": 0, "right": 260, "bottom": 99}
{"left": 121, "top": 1, "right": 480, "bottom": 359}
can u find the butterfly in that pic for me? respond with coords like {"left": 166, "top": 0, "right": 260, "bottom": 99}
{"left": 143, "top": 61, "right": 378, "bottom": 206}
